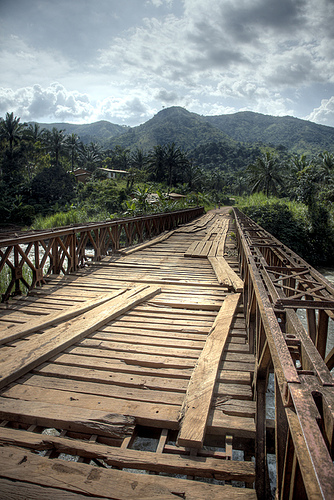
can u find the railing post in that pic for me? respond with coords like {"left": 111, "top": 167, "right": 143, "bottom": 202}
{"left": 255, "top": 377, "right": 268, "bottom": 498}
{"left": 51, "top": 238, "right": 61, "bottom": 274}
{"left": 13, "top": 245, "right": 22, "bottom": 296}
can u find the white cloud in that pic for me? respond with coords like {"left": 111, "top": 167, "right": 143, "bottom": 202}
{"left": 0, "top": 84, "right": 94, "bottom": 122}
{"left": 95, "top": 95, "right": 156, "bottom": 125}
{"left": 155, "top": 89, "right": 179, "bottom": 103}
{"left": 306, "top": 97, "right": 334, "bottom": 126}
{"left": 146, "top": 0, "right": 173, "bottom": 7}
{"left": 1, "top": 0, "right": 333, "bottom": 125}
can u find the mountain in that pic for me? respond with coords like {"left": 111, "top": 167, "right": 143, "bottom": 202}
{"left": 204, "top": 111, "right": 334, "bottom": 154}
{"left": 32, "top": 120, "right": 127, "bottom": 144}
{"left": 106, "top": 106, "right": 236, "bottom": 151}
{"left": 34, "top": 107, "right": 334, "bottom": 155}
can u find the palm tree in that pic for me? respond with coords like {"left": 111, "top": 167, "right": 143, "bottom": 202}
{"left": 147, "top": 144, "right": 167, "bottom": 183}
{"left": 23, "top": 123, "right": 45, "bottom": 182}
{"left": 246, "top": 151, "right": 285, "bottom": 196}
{"left": 184, "top": 160, "right": 202, "bottom": 191}
{"left": 130, "top": 147, "right": 147, "bottom": 171}
{"left": 43, "top": 128, "right": 68, "bottom": 168}
{"left": 165, "top": 143, "right": 188, "bottom": 187}
{"left": 25, "top": 123, "right": 44, "bottom": 143}
{"left": 318, "top": 151, "right": 334, "bottom": 185}
{"left": 66, "top": 133, "right": 80, "bottom": 172}
{"left": 78, "top": 142, "right": 103, "bottom": 172}
{"left": 0, "top": 112, "right": 26, "bottom": 155}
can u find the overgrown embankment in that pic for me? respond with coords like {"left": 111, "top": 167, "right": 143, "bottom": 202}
{"left": 237, "top": 194, "right": 334, "bottom": 267}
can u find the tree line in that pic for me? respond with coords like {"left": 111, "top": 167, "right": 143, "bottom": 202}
{"left": 1, "top": 111, "right": 334, "bottom": 266}
{"left": 0, "top": 112, "right": 232, "bottom": 225}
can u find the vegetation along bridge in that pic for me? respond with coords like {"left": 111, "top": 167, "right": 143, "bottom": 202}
{"left": 0, "top": 207, "right": 333, "bottom": 499}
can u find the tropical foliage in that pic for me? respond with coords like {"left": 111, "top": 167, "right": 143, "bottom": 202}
{"left": 1, "top": 110, "right": 334, "bottom": 266}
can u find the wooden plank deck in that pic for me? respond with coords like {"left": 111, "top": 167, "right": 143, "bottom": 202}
{"left": 0, "top": 209, "right": 256, "bottom": 499}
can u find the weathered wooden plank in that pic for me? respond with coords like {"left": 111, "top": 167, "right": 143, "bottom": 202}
{"left": 190, "top": 240, "right": 210, "bottom": 258}
{"left": 89, "top": 320, "right": 210, "bottom": 335}
{"left": 208, "top": 240, "right": 219, "bottom": 257}
{"left": 150, "top": 298, "right": 223, "bottom": 310}
{"left": 49, "top": 353, "right": 193, "bottom": 379}
{"left": 214, "top": 383, "right": 253, "bottom": 400}
{"left": 67, "top": 346, "right": 196, "bottom": 369}
{"left": 0, "top": 285, "right": 160, "bottom": 390}
{"left": 91, "top": 331, "right": 205, "bottom": 349}
{"left": 208, "top": 256, "right": 232, "bottom": 288}
{"left": 207, "top": 412, "right": 256, "bottom": 439}
{"left": 200, "top": 241, "right": 213, "bottom": 257}
{"left": 0, "top": 397, "right": 134, "bottom": 437}
{"left": 0, "top": 446, "right": 256, "bottom": 499}
{"left": 0, "top": 427, "right": 256, "bottom": 482}
{"left": 0, "top": 478, "right": 104, "bottom": 500}
{"left": 34, "top": 363, "right": 189, "bottom": 393}
{"left": 135, "top": 304, "right": 217, "bottom": 318}
{"left": 209, "top": 256, "right": 244, "bottom": 292}
{"left": 177, "top": 293, "right": 241, "bottom": 448}
{"left": 120, "top": 230, "right": 176, "bottom": 255}
{"left": 184, "top": 240, "right": 200, "bottom": 257}
{"left": 113, "top": 314, "right": 213, "bottom": 327}
{"left": 0, "top": 389, "right": 255, "bottom": 438}
{"left": 16, "top": 373, "right": 184, "bottom": 406}
{"left": 97, "top": 325, "right": 208, "bottom": 342}
{"left": 0, "top": 384, "right": 181, "bottom": 429}
{"left": 212, "top": 398, "right": 256, "bottom": 419}
{"left": 79, "top": 338, "right": 201, "bottom": 359}
{"left": 126, "top": 308, "right": 216, "bottom": 321}
{"left": 0, "top": 290, "right": 125, "bottom": 345}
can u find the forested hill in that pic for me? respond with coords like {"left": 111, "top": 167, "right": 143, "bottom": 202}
{"left": 106, "top": 106, "right": 236, "bottom": 151}
{"left": 36, "top": 107, "right": 334, "bottom": 154}
{"left": 31, "top": 120, "right": 127, "bottom": 144}
{"left": 204, "top": 111, "right": 334, "bottom": 154}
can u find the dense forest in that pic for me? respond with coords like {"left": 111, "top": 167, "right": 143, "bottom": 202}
{"left": 1, "top": 109, "right": 334, "bottom": 266}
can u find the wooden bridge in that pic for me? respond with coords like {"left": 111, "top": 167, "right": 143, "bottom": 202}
{"left": 0, "top": 207, "right": 333, "bottom": 499}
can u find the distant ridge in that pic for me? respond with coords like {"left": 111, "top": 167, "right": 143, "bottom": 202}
{"left": 33, "top": 107, "right": 334, "bottom": 154}
{"left": 204, "top": 111, "right": 334, "bottom": 153}
{"left": 30, "top": 120, "right": 127, "bottom": 144}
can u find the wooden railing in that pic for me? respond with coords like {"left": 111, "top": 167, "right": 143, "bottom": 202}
{"left": 0, "top": 207, "right": 204, "bottom": 302}
{"left": 233, "top": 208, "right": 334, "bottom": 499}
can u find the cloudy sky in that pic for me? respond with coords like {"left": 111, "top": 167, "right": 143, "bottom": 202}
{"left": 1, "top": 0, "right": 334, "bottom": 127}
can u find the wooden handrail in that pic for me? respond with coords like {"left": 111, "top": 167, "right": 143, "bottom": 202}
{"left": 0, "top": 207, "right": 204, "bottom": 302}
{"left": 233, "top": 207, "right": 334, "bottom": 499}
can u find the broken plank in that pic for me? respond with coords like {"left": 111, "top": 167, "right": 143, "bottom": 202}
{"left": 0, "top": 384, "right": 181, "bottom": 429}
{"left": 177, "top": 293, "right": 241, "bottom": 448}
{"left": 0, "top": 397, "right": 134, "bottom": 438}
{"left": 0, "top": 427, "right": 256, "bottom": 482}
{"left": 0, "top": 445, "right": 256, "bottom": 499}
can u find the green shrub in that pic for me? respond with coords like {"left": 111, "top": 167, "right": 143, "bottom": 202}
{"left": 237, "top": 194, "right": 334, "bottom": 266}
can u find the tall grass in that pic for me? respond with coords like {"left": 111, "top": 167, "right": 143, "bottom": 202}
{"left": 0, "top": 264, "right": 33, "bottom": 299}
{"left": 30, "top": 207, "right": 111, "bottom": 230}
